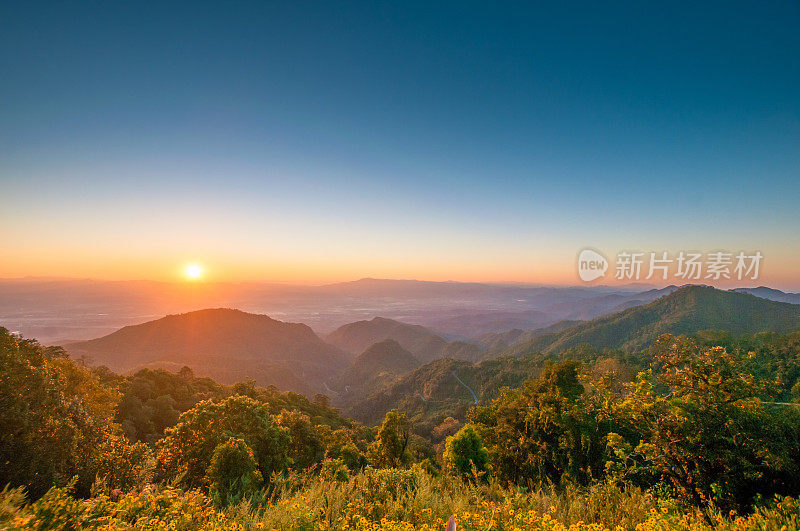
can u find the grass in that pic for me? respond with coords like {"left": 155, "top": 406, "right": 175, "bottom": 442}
{"left": 1, "top": 466, "right": 798, "bottom": 530}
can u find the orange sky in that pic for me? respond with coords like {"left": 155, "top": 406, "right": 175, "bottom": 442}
{"left": 1, "top": 244, "right": 797, "bottom": 290}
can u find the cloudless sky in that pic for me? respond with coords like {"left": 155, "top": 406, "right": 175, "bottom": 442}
{"left": 1, "top": 1, "right": 798, "bottom": 288}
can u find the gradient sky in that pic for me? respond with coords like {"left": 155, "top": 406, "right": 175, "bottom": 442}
{"left": 1, "top": 1, "right": 798, "bottom": 288}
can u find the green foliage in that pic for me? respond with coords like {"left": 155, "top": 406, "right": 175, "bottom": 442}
{"left": 316, "top": 424, "right": 370, "bottom": 470}
{"left": 319, "top": 457, "right": 350, "bottom": 482}
{"left": 274, "top": 409, "right": 325, "bottom": 470}
{"left": 348, "top": 355, "right": 545, "bottom": 436}
{"left": 90, "top": 431, "right": 153, "bottom": 494}
{"left": 442, "top": 424, "right": 488, "bottom": 480}
{"left": 472, "top": 361, "right": 609, "bottom": 486}
{"left": 206, "top": 437, "right": 263, "bottom": 504}
{"left": 230, "top": 380, "right": 352, "bottom": 429}
{"left": 368, "top": 410, "right": 412, "bottom": 468}
{"left": 155, "top": 395, "right": 290, "bottom": 488}
{"left": 109, "top": 367, "right": 225, "bottom": 444}
{"left": 610, "top": 335, "right": 800, "bottom": 509}
{"left": 0, "top": 328, "right": 127, "bottom": 498}
{"left": 510, "top": 285, "right": 800, "bottom": 356}
{"left": 6, "top": 319, "right": 800, "bottom": 526}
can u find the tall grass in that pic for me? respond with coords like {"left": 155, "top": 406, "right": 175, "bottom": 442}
{"left": 1, "top": 467, "right": 798, "bottom": 530}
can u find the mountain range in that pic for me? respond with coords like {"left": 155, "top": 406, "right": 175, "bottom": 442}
{"left": 341, "top": 286, "right": 800, "bottom": 429}
{"left": 0, "top": 278, "right": 695, "bottom": 343}
{"left": 40, "top": 283, "right": 800, "bottom": 425}
{"left": 732, "top": 286, "right": 800, "bottom": 305}
{"left": 506, "top": 285, "right": 800, "bottom": 356}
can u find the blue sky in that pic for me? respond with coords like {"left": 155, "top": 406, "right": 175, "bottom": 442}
{"left": 1, "top": 1, "right": 798, "bottom": 286}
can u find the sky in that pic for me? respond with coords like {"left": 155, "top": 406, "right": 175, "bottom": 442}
{"left": 1, "top": 1, "right": 798, "bottom": 288}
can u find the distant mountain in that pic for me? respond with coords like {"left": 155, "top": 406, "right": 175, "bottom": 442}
{"left": 476, "top": 320, "right": 584, "bottom": 351}
{"left": 325, "top": 317, "right": 450, "bottom": 362}
{"left": 0, "top": 276, "right": 678, "bottom": 344}
{"left": 330, "top": 339, "right": 420, "bottom": 406}
{"left": 439, "top": 340, "right": 486, "bottom": 362}
{"left": 66, "top": 308, "right": 347, "bottom": 396}
{"left": 732, "top": 287, "right": 800, "bottom": 305}
{"left": 541, "top": 285, "right": 679, "bottom": 321}
{"left": 318, "top": 278, "right": 516, "bottom": 298}
{"left": 507, "top": 285, "right": 800, "bottom": 356}
{"left": 425, "top": 309, "right": 556, "bottom": 338}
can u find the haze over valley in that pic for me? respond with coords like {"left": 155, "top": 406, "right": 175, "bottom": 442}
{"left": 13, "top": 281, "right": 795, "bottom": 432}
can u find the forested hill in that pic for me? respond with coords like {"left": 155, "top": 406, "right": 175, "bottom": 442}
{"left": 325, "top": 317, "right": 447, "bottom": 361}
{"left": 331, "top": 339, "right": 421, "bottom": 406}
{"left": 66, "top": 308, "right": 348, "bottom": 396}
{"left": 347, "top": 355, "right": 545, "bottom": 433}
{"left": 506, "top": 285, "right": 800, "bottom": 356}
{"left": 326, "top": 316, "right": 486, "bottom": 362}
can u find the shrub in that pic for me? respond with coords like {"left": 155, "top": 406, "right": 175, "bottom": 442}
{"left": 443, "top": 424, "right": 489, "bottom": 480}
{"left": 320, "top": 457, "right": 350, "bottom": 482}
{"left": 206, "top": 437, "right": 263, "bottom": 504}
{"left": 155, "top": 395, "right": 289, "bottom": 488}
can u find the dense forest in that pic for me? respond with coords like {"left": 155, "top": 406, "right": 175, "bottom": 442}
{"left": 3, "top": 324, "right": 800, "bottom": 529}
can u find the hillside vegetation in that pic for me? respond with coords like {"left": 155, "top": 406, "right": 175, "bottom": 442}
{"left": 4, "top": 325, "right": 800, "bottom": 529}
{"left": 331, "top": 339, "right": 421, "bottom": 407}
{"left": 508, "top": 285, "right": 800, "bottom": 356}
{"left": 5, "top": 285, "right": 800, "bottom": 530}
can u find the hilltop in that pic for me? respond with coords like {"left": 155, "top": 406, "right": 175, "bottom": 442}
{"left": 325, "top": 316, "right": 486, "bottom": 362}
{"left": 330, "top": 339, "right": 421, "bottom": 406}
{"left": 66, "top": 308, "right": 347, "bottom": 396}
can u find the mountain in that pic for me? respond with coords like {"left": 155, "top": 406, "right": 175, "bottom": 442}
{"left": 439, "top": 340, "right": 486, "bottom": 361}
{"left": 425, "top": 309, "right": 556, "bottom": 338}
{"left": 66, "top": 308, "right": 347, "bottom": 396}
{"left": 541, "top": 285, "right": 679, "bottom": 321}
{"left": 476, "top": 320, "right": 584, "bottom": 351}
{"left": 732, "top": 287, "right": 800, "bottom": 305}
{"left": 346, "top": 355, "right": 544, "bottom": 434}
{"left": 0, "top": 276, "right": 681, "bottom": 345}
{"left": 326, "top": 317, "right": 450, "bottom": 362}
{"left": 507, "top": 285, "right": 800, "bottom": 356}
{"left": 330, "top": 339, "right": 421, "bottom": 406}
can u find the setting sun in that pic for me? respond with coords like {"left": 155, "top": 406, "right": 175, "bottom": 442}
{"left": 184, "top": 264, "right": 203, "bottom": 280}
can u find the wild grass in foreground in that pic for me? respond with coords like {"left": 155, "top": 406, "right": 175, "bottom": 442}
{"left": 1, "top": 467, "right": 798, "bottom": 530}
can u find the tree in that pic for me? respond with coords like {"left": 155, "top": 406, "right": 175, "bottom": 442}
{"left": 368, "top": 410, "right": 412, "bottom": 468}
{"left": 432, "top": 417, "right": 461, "bottom": 443}
{"left": 206, "top": 437, "right": 263, "bottom": 504}
{"left": 156, "top": 395, "right": 289, "bottom": 488}
{"left": 443, "top": 424, "right": 489, "bottom": 480}
{"left": 0, "top": 328, "right": 124, "bottom": 497}
{"left": 472, "top": 361, "right": 608, "bottom": 486}
{"left": 611, "top": 335, "right": 800, "bottom": 509}
{"left": 90, "top": 430, "right": 153, "bottom": 494}
{"left": 274, "top": 409, "right": 325, "bottom": 470}
{"left": 317, "top": 425, "right": 368, "bottom": 470}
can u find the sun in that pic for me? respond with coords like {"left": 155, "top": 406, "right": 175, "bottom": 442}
{"left": 184, "top": 263, "right": 203, "bottom": 280}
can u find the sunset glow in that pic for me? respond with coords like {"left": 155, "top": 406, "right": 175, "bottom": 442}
{"left": 0, "top": 2, "right": 798, "bottom": 291}
{"left": 184, "top": 264, "right": 203, "bottom": 280}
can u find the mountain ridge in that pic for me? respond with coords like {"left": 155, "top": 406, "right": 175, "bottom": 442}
{"left": 507, "top": 285, "right": 800, "bottom": 356}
